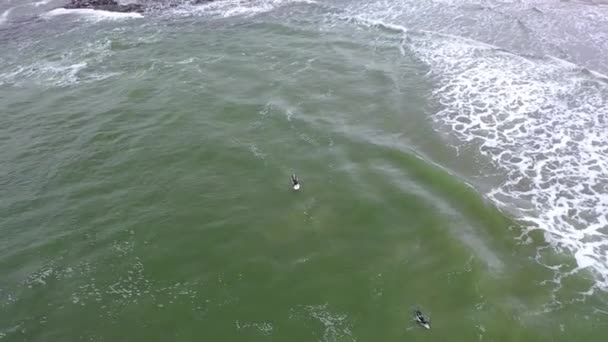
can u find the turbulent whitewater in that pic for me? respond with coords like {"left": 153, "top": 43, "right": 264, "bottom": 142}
{"left": 338, "top": 0, "right": 608, "bottom": 291}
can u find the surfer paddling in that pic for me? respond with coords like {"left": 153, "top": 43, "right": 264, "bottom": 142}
{"left": 291, "top": 174, "right": 300, "bottom": 191}
{"left": 414, "top": 309, "right": 431, "bottom": 329}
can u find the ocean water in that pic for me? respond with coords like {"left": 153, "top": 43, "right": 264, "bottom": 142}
{"left": 1, "top": 0, "right": 608, "bottom": 340}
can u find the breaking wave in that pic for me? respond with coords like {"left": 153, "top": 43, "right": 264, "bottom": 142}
{"left": 0, "top": 7, "right": 14, "bottom": 25}
{"left": 163, "top": 0, "right": 317, "bottom": 18}
{"left": 43, "top": 8, "right": 144, "bottom": 21}
{"left": 341, "top": 0, "right": 608, "bottom": 291}
{"left": 0, "top": 38, "right": 120, "bottom": 87}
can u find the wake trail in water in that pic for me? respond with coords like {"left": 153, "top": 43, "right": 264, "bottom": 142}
{"left": 341, "top": 0, "right": 608, "bottom": 291}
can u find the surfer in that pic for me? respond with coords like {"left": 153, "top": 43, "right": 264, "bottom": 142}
{"left": 291, "top": 174, "right": 300, "bottom": 191}
{"left": 414, "top": 309, "right": 430, "bottom": 329}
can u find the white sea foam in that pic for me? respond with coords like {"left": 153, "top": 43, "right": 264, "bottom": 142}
{"left": 409, "top": 33, "right": 608, "bottom": 289}
{"left": 289, "top": 304, "right": 354, "bottom": 342}
{"left": 24, "top": 266, "right": 55, "bottom": 287}
{"left": 344, "top": 1, "right": 608, "bottom": 291}
{"left": 43, "top": 8, "right": 143, "bottom": 21}
{"left": 0, "top": 38, "right": 119, "bottom": 87}
{"left": 0, "top": 61, "right": 87, "bottom": 87}
{"left": 33, "top": 0, "right": 53, "bottom": 7}
{"left": 0, "top": 7, "right": 13, "bottom": 25}
{"left": 167, "top": 0, "right": 316, "bottom": 18}
{"left": 235, "top": 320, "right": 274, "bottom": 335}
{"left": 10, "top": 237, "right": 201, "bottom": 319}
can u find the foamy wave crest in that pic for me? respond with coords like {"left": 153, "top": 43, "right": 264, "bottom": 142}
{"left": 0, "top": 61, "right": 88, "bottom": 87}
{"left": 167, "top": 0, "right": 316, "bottom": 18}
{"left": 407, "top": 32, "right": 608, "bottom": 289}
{"left": 0, "top": 7, "right": 13, "bottom": 25}
{"left": 0, "top": 39, "right": 120, "bottom": 87}
{"left": 43, "top": 8, "right": 143, "bottom": 21}
{"left": 34, "top": 0, "right": 54, "bottom": 7}
{"left": 341, "top": 0, "right": 608, "bottom": 292}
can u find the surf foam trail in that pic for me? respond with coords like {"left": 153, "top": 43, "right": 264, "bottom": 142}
{"left": 43, "top": 8, "right": 144, "bottom": 21}
{"left": 342, "top": 0, "right": 608, "bottom": 291}
{"left": 163, "top": 0, "right": 316, "bottom": 18}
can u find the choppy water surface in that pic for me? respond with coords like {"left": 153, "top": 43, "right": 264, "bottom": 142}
{"left": 1, "top": 0, "right": 608, "bottom": 341}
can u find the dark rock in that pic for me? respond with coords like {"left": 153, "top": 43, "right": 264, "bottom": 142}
{"left": 64, "top": 0, "right": 145, "bottom": 13}
{"left": 63, "top": 1, "right": 217, "bottom": 13}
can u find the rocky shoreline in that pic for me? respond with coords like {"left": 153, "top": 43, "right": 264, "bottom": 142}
{"left": 64, "top": 1, "right": 144, "bottom": 13}
{"left": 63, "top": 0, "right": 215, "bottom": 13}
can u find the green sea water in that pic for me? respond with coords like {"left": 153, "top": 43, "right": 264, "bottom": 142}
{"left": 1, "top": 0, "right": 608, "bottom": 341}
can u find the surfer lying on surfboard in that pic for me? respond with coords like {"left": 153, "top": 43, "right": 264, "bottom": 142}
{"left": 291, "top": 174, "right": 300, "bottom": 190}
{"left": 414, "top": 309, "right": 431, "bottom": 329}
